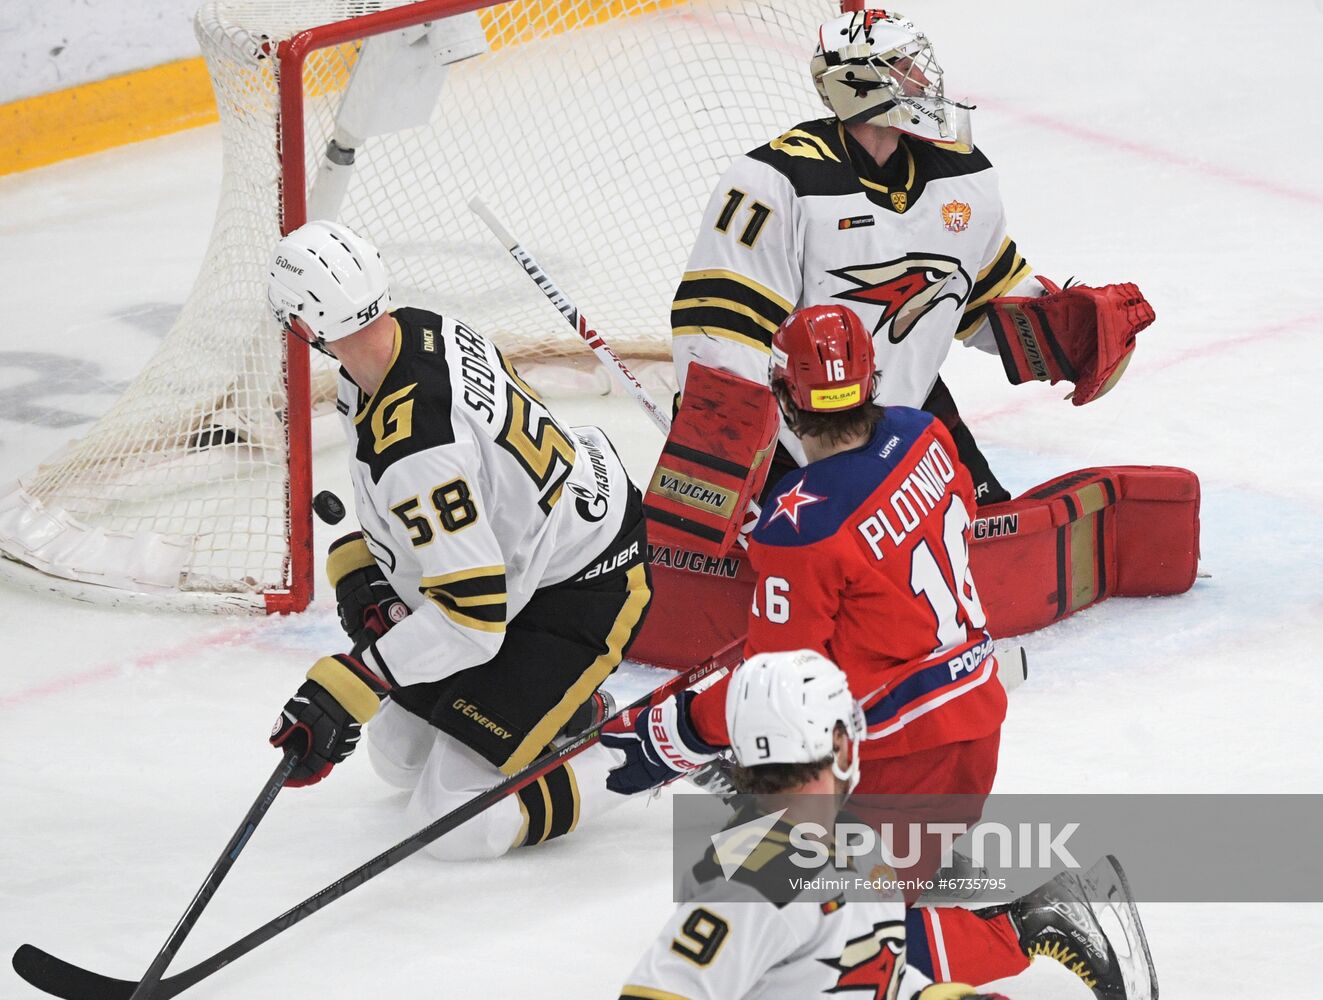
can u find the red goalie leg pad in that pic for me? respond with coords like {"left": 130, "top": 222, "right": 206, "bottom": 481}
{"left": 625, "top": 531, "right": 755, "bottom": 671}
{"left": 1110, "top": 467, "right": 1202, "bottom": 597}
{"left": 970, "top": 466, "right": 1199, "bottom": 638}
{"left": 644, "top": 363, "right": 779, "bottom": 556}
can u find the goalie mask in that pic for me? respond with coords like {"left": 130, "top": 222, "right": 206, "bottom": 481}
{"left": 727, "top": 650, "right": 865, "bottom": 793}
{"left": 267, "top": 220, "right": 393, "bottom": 351}
{"left": 811, "top": 9, "right": 972, "bottom": 146}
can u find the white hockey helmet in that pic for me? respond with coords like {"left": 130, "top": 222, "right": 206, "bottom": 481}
{"left": 810, "top": 9, "right": 971, "bottom": 146}
{"left": 266, "top": 220, "right": 393, "bottom": 346}
{"left": 726, "top": 650, "right": 865, "bottom": 792}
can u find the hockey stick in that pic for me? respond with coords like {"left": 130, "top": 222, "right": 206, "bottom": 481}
{"left": 125, "top": 749, "right": 300, "bottom": 999}
{"left": 998, "top": 643, "right": 1028, "bottom": 694}
{"left": 468, "top": 196, "right": 673, "bottom": 435}
{"left": 21, "top": 749, "right": 301, "bottom": 1000}
{"left": 470, "top": 197, "right": 767, "bottom": 540}
{"left": 13, "top": 647, "right": 738, "bottom": 1000}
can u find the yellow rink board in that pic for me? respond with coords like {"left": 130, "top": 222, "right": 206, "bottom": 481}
{"left": 1, "top": 58, "right": 218, "bottom": 176}
{"left": 0, "top": 0, "right": 685, "bottom": 177}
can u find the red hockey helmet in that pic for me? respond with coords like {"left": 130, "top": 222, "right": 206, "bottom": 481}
{"left": 770, "top": 305, "right": 875, "bottom": 412}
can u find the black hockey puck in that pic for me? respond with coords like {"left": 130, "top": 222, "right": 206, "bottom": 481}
{"left": 313, "top": 490, "right": 346, "bottom": 525}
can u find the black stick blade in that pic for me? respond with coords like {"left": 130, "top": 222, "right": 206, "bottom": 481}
{"left": 12, "top": 945, "right": 137, "bottom": 1000}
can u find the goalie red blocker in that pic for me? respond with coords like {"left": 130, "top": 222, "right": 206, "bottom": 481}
{"left": 641, "top": 364, "right": 780, "bottom": 554}
{"left": 630, "top": 365, "right": 777, "bottom": 669}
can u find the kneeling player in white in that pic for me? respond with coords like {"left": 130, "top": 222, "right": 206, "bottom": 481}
{"left": 619, "top": 650, "right": 1003, "bottom": 1000}
{"left": 264, "top": 221, "right": 651, "bottom": 860}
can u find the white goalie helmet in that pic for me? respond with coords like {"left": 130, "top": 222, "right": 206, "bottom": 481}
{"left": 726, "top": 650, "right": 866, "bottom": 792}
{"left": 266, "top": 220, "right": 393, "bottom": 346}
{"left": 810, "top": 8, "right": 971, "bottom": 146}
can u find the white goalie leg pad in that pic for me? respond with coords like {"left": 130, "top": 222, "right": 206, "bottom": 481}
{"left": 366, "top": 700, "right": 437, "bottom": 791}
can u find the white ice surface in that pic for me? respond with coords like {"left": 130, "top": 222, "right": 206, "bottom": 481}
{"left": 2, "top": 2, "right": 1322, "bottom": 997}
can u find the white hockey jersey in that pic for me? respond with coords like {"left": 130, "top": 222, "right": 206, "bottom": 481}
{"left": 337, "top": 308, "right": 633, "bottom": 689}
{"left": 672, "top": 119, "right": 1037, "bottom": 464}
{"left": 620, "top": 815, "right": 932, "bottom": 1000}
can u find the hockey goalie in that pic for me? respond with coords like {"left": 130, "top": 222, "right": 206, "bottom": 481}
{"left": 631, "top": 6, "right": 1199, "bottom": 668}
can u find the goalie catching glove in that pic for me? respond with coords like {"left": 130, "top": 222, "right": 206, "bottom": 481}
{"left": 987, "top": 277, "right": 1155, "bottom": 406}
{"left": 601, "top": 691, "right": 722, "bottom": 796}
{"left": 270, "top": 654, "right": 392, "bottom": 787}
{"left": 326, "top": 532, "right": 409, "bottom": 650}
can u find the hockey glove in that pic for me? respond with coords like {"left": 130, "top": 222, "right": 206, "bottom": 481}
{"left": 270, "top": 654, "right": 392, "bottom": 787}
{"left": 987, "top": 277, "right": 1154, "bottom": 406}
{"left": 601, "top": 691, "right": 722, "bottom": 796}
{"left": 326, "top": 532, "right": 409, "bottom": 650}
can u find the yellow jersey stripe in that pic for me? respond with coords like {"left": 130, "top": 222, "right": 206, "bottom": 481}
{"left": 671, "top": 297, "right": 781, "bottom": 335}
{"left": 418, "top": 565, "right": 506, "bottom": 590}
{"left": 677, "top": 268, "right": 794, "bottom": 315}
{"left": 426, "top": 594, "right": 508, "bottom": 634}
{"left": 620, "top": 987, "right": 694, "bottom": 1000}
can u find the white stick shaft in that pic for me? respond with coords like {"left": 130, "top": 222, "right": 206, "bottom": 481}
{"left": 996, "top": 644, "right": 1028, "bottom": 694}
{"left": 468, "top": 197, "right": 671, "bottom": 435}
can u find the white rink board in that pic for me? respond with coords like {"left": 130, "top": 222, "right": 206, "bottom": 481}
{"left": 2, "top": 1, "right": 1322, "bottom": 997}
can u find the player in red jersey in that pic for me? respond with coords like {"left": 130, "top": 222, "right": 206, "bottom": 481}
{"left": 606, "top": 305, "right": 1157, "bottom": 998}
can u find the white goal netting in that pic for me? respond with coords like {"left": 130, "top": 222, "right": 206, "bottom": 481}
{"left": 0, "top": 0, "right": 835, "bottom": 609}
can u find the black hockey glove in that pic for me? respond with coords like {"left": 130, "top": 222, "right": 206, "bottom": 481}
{"left": 269, "top": 654, "right": 391, "bottom": 787}
{"left": 326, "top": 532, "right": 409, "bottom": 650}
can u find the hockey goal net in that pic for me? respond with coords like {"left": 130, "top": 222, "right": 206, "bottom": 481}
{"left": 0, "top": 0, "right": 837, "bottom": 612}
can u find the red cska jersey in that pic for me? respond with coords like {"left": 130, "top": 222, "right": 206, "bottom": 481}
{"left": 691, "top": 407, "right": 1006, "bottom": 759}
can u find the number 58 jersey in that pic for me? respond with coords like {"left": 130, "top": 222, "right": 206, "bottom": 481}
{"left": 337, "top": 307, "right": 635, "bottom": 688}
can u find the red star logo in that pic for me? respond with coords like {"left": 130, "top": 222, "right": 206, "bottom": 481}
{"left": 769, "top": 479, "right": 825, "bottom": 530}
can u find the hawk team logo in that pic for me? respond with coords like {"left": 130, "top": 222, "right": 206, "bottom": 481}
{"left": 819, "top": 920, "right": 906, "bottom": 999}
{"left": 769, "top": 479, "right": 825, "bottom": 530}
{"left": 829, "top": 254, "right": 973, "bottom": 343}
{"left": 942, "top": 200, "right": 972, "bottom": 233}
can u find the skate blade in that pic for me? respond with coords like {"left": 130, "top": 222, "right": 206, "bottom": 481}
{"left": 1083, "top": 854, "right": 1159, "bottom": 1000}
